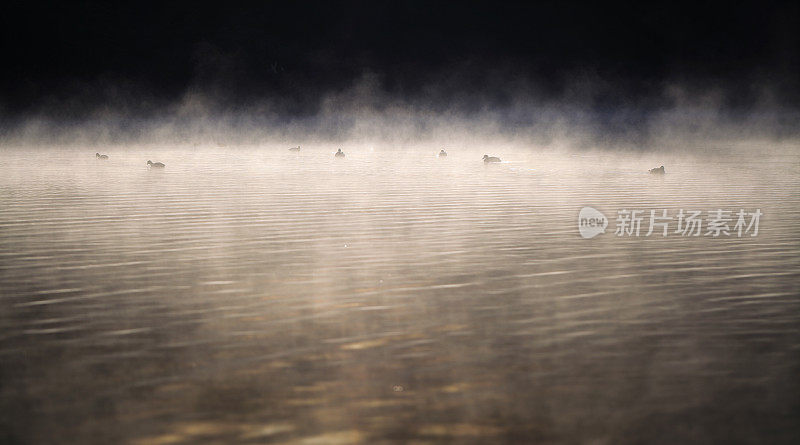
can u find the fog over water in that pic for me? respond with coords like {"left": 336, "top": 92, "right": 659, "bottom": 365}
{"left": 2, "top": 2, "right": 800, "bottom": 442}
{"left": 1, "top": 138, "right": 798, "bottom": 443}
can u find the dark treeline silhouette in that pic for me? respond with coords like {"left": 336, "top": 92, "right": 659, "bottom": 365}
{"left": 0, "top": 1, "right": 798, "bottom": 124}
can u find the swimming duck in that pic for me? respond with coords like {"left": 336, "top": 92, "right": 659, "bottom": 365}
{"left": 95, "top": 153, "right": 108, "bottom": 160}
{"left": 147, "top": 160, "right": 165, "bottom": 168}
{"left": 649, "top": 165, "right": 665, "bottom": 174}
{"left": 438, "top": 149, "right": 447, "bottom": 158}
{"left": 483, "top": 154, "right": 501, "bottom": 163}
{"left": 289, "top": 145, "right": 301, "bottom": 152}
{"left": 335, "top": 149, "right": 345, "bottom": 158}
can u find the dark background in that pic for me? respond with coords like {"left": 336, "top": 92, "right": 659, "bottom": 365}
{"left": 1, "top": 0, "right": 798, "bottom": 122}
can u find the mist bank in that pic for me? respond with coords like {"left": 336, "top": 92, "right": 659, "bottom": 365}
{"left": 2, "top": 77, "right": 799, "bottom": 153}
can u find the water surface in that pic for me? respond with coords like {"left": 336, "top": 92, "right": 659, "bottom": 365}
{"left": 1, "top": 145, "right": 799, "bottom": 444}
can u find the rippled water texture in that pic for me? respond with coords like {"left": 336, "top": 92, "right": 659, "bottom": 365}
{"left": 1, "top": 145, "right": 799, "bottom": 444}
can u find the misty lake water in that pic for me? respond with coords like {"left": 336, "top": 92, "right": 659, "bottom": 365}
{"left": 1, "top": 145, "right": 798, "bottom": 444}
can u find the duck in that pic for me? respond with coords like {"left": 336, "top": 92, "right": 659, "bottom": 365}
{"left": 438, "top": 149, "right": 448, "bottom": 158}
{"left": 95, "top": 153, "right": 108, "bottom": 160}
{"left": 147, "top": 160, "right": 165, "bottom": 168}
{"left": 483, "top": 154, "right": 501, "bottom": 163}
{"left": 335, "top": 149, "right": 345, "bottom": 158}
{"left": 289, "top": 145, "right": 301, "bottom": 152}
{"left": 649, "top": 165, "right": 665, "bottom": 174}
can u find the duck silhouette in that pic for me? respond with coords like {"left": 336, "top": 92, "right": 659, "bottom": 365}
{"left": 649, "top": 165, "right": 665, "bottom": 174}
{"left": 438, "top": 149, "right": 448, "bottom": 158}
{"left": 289, "top": 145, "right": 300, "bottom": 152}
{"left": 147, "top": 160, "right": 165, "bottom": 168}
{"left": 483, "top": 154, "right": 501, "bottom": 163}
{"left": 335, "top": 149, "right": 345, "bottom": 158}
{"left": 95, "top": 153, "right": 108, "bottom": 160}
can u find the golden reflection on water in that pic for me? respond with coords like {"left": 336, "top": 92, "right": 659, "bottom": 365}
{"left": 0, "top": 145, "right": 799, "bottom": 443}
